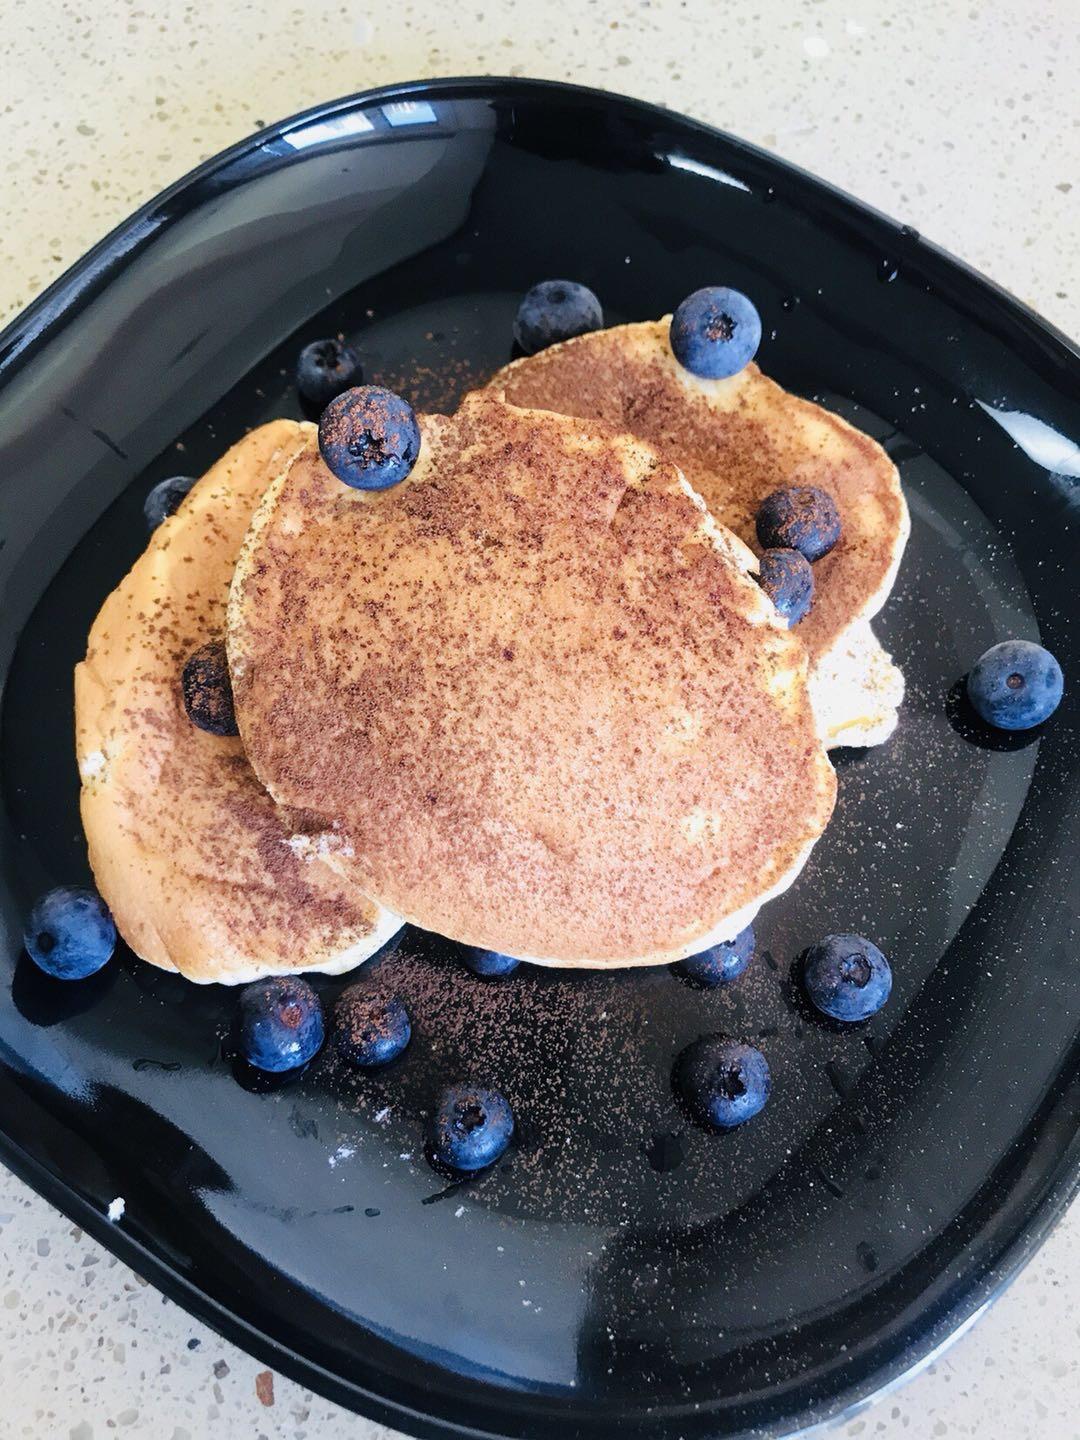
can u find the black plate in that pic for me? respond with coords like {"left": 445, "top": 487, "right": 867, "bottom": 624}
{"left": 1, "top": 78, "right": 1078, "bottom": 1440}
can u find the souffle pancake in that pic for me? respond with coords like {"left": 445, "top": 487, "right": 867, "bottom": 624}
{"left": 227, "top": 393, "right": 837, "bottom": 966}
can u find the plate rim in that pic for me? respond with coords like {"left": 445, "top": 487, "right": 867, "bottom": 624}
{"left": 1, "top": 75, "right": 1078, "bottom": 375}
{"left": 1, "top": 74, "right": 1079, "bottom": 1440}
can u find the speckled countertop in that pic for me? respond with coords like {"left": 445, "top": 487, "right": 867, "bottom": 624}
{"left": 2, "top": 1, "right": 1078, "bottom": 1437}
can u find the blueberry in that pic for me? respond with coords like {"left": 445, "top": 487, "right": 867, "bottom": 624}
{"left": 461, "top": 947, "right": 520, "bottom": 978}
{"left": 513, "top": 280, "right": 603, "bottom": 355}
{"left": 756, "top": 548, "right": 814, "bottom": 625}
{"left": 803, "top": 934, "right": 892, "bottom": 1022}
{"left": 296, "top": 337, "right": 363, "bottom": 410}
{"left": 333, "top": 987, "right": 411, "bottom": 1068}
{"left": 181, "top": 639, "right": 238, "bottom": 736}
{"left": 966, "top": 640, "right": 1064, "bottom": 731}
{"left": 428, "top": 1084, "right": 514, "bottom": 1173}
{"left": 143, "top": 475, "right": 196, "bottom": 531}
{"left": 677, "top": 925, "right": 755, "bottom": 986}
{"left": 676, "top": 1036, "right": 771, "bottom": 1129}
{"left": 755, "top": 485, "right": 841, "bottom": 562}
{"left": 318, "top": 385, "right": 421, "bottom": 490}
{"left": 669, "top": 286, "right": 762, "bottom": 380}
{"left": 237, "top": 976, "right": 325, "bottom": 1073}
{"left": 24, "top": 887, "right": 116, "bottom": 979}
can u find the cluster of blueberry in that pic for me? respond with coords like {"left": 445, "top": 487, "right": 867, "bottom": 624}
{"left": 245, "top": 958, "right": 515, "bottom": 1172}
{"left": 228, "top": 921, "right": 890, "bottom": 1150}
{"left": 18, "top": 879, "right": 890, "bottom": 1160}
{"left": 235, "top": 972, "right": 513, "bottom": 1174}
{"left": 754, "top": 484, "right": 840, "bottom": 625}
{"left": 671, "top": 926, "right": 893, "bottom": 1128}
{"left": 232, "top": 924, "right": 895, "bottom": 1141}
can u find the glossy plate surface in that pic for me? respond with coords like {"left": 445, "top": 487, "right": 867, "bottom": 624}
{"left": 1, "top": 78, "right": 1078, "bottom": 1440}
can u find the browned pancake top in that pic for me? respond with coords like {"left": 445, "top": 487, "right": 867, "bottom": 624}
{"left": 491, "top": 321, "right": 908, "bottom": 660}
{"left": 228, "top": 394, "right": 836, "bottom": 963}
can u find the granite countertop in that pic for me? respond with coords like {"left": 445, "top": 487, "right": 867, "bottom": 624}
{"left": 2, "top": 1, "right": 1077, "bottom": 1436}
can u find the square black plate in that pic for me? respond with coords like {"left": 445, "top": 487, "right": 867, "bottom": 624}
{"left": 1, "top": 78, "right": 1078, "bottom": 1440}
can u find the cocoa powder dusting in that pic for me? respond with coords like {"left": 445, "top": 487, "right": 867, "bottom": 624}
{"left": 495, "top": 323, "right": 905, "bottom": 660}
{"left": 232, "top": 397, "right": 833, "bottom": 961}
{"left": 318, "top": 931, "right": 790, "bottom": 1227}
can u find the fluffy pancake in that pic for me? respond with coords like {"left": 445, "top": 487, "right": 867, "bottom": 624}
{"left": 75, "top": 421, "right": 402, "bottom": 984}
{"left": 487, "top": 319, "right": 909, "bottom": 743}
{"left": 809, "top": 620, "right": 905, "bottom": 749}
{"left": 227, "top": 394, "right": 836, "bottom": 966}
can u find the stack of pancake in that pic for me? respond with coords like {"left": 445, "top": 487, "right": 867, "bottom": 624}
{"left": 75, "top": 317, "right": 908, "bottom": 983}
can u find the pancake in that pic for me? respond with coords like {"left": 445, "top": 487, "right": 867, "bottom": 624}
{"left": 809, "top": 620, "right": 905, "bottom": 749}
{"left": 75, "top": 421, "right": 403, "bottom": 984}
{"left": 487, "top": 319, "right": 909, "bottom": 745}
{"left": 227, "top": 393, "right": 837, "bottom": 967}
